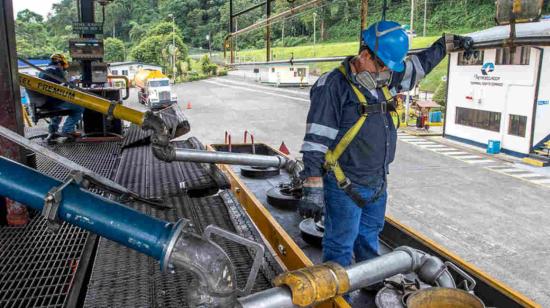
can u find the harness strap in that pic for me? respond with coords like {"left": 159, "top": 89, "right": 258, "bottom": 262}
{"left": 324, "top": 64, "right": 394, "bottom": 205}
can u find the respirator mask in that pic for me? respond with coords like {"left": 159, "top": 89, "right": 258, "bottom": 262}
{"left": 352, "top": 70, "right": 391, "bottom": 91}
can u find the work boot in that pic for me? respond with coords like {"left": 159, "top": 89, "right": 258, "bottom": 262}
{"left": 45, "top": 133, "right": 60, "bottom": 145}
{"left": 59, "top": 132, "right": 79, "bottom": 143}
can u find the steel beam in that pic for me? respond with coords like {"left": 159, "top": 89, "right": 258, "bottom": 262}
{"left": 79, "top": 0, "right": 95, "bottom": 86}
{"left": 266, "top": 0, "right": 272, "bottom": 62}
{"left": 0, "top": 0, "right": 24, "bottom": 162}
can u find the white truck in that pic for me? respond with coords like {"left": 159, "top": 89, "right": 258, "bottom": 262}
{"left": 134, "top": 69, "right": 177, "bottom": 110}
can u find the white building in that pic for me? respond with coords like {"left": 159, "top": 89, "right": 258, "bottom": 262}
{"left": 255, "top": 64, "right": 310, "bottom": 87}
{"left": 444, "top": 20, "right": 550, "bottom": 157}
{"left": 108, "top": 61, "right": 163, "bottom": 83}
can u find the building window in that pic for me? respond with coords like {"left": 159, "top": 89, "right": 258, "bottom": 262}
{"left": 496, "top": 47, "right": 530, "bottom": 65}
{"left": 455, "top": 107, "right": 501, "bottom": 132}
{"left": 122, "top": 70, "right": 128, "bottom": 76}
{"left": 457, "top": 51, "right": 484, "bottom": 66}
{"left": 111, "top": 70, "right": 118, "bottom": 75}
{"left": 508, "top": 114, "right": 527, "bottom": 137}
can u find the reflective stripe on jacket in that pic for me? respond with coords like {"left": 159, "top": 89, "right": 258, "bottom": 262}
{"left": 300, "top": 37, "right": 447, "bottom": 187}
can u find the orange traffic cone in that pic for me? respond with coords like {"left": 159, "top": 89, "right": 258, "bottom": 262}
{"left": 279, "top": 141, "right": 290, "bottom": 155}
{"left": 186, "top": 101, "right": 192, "bottom": 109}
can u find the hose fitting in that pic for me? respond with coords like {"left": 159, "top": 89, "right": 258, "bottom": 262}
{"left": 141, "top": 111, "right": 176, "bottom": 162}
{"left": 273, "top": 262, "right": 350, "bottom": 307}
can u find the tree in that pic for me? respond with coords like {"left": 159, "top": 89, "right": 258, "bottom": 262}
{"left": 15, "top": 9, "right": 53, "bottom": 58}
{"left": 432, "top": 80, "right": 447, "bottom": 106}
{"left": 130, "top": 22, "right": 188, "bottom": 69}
{"left": 17, "top": 9, "right": 44, "bottom": 23}
{"left": 104, "top": 37, "right": 126, "bottom": 62}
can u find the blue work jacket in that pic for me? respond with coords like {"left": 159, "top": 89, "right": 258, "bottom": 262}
{"left": 300, "top": 37, "right": 447, "bottom": 187}
{"left": 38, "top": 65, "right": 67, "bottom": 106}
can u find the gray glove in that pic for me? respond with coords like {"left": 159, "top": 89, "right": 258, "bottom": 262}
{"left": 299, "top": 186, "right": 324, "bottom": 221}
{"left": 444, "top": 34, "right": 474, "bottom": 52}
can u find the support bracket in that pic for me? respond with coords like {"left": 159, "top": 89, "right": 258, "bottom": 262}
{"left": 42, "top": 172, "right": 84, "bottom": 232}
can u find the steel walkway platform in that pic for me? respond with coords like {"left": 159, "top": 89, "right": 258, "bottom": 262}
{"left": 0, "top": 140, "right": 120, "bottom": 308}
{"left": 83, "top": 137, "right": 282, "bottom": 307}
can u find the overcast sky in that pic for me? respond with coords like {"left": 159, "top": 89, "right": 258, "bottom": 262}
{"left": 13, "top": 0, "right": 60, "bottom": 19}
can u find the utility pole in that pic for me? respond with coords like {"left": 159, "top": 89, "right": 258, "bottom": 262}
{"left": 229, "top": 0, "right": 234, "bottom": 64}
{"left": 282, "top": 19, "right": 285, "bottom": 47}
{"left": 206, "top": 33, "right": 212, "bottom": 58}
{"left": 423, "top": 0, "right": 427, "bottom": 37}
{"left": 410, "top": 0, "right": 415, "bottom": 36}
{"left": 360, "top": 0, "right": 369, "bottom": 32}
{"left": 266, "top": 0, "right": 272, "bottom": 62}
{"left": 405, "top": 0, "right": 415, "bottom": 127}
{"left": 168, "top": 14, "right": 176, "bottom": 82}
{"left": 313, "top": 12, "right": 317, "bottom": 57}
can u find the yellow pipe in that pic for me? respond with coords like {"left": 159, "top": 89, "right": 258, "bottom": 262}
{"left": 18, "top": 73, "right": 144, "bottom": 125}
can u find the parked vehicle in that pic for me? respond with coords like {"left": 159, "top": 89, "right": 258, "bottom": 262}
{"left": 134, "top": 69, "right": 177, "bottom": 110}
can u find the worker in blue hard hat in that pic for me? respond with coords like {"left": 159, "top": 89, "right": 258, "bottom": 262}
{"left": 298, "top": 20, "right": 473, "bottom": 295}
{"left": 39, "top": 53, "right": 84, "bottom": 144}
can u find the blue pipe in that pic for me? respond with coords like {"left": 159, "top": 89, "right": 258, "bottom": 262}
{"left": 0, "top": 156, "right": 175, "bottom": 261}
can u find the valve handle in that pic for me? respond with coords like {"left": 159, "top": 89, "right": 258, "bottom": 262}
{"left": 444, "top": 261, "right": 477, "bottom": 292}
{"left": 203, "top": 225, "right": 265, "bottom": 296}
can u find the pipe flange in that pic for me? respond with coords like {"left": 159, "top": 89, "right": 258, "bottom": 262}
{"left": 160, "top": 218, "right": 190, "bottom": 272}
{"left": 273, "top": 262, "right": 350, "bottom": 307}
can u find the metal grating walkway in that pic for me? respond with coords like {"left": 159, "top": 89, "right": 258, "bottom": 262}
{"left": 118, "top": 138, "right": 230, "bottom": 199}
{"left": 84, "top": 139, "right": 281, "bottom": 307}
{"left": 0, "top": 141, "right": 121, "bottom": 308}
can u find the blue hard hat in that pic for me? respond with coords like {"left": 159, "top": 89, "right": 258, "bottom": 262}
{"left": 361, "top": 21, "right": 409, "bottom": 72}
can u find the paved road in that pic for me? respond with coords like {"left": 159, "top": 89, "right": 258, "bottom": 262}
{"left": 130, "top": 75, "right": 550, "bottom": 305}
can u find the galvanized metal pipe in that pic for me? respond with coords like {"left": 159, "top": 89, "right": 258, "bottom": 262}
{"left": 238, "top": 247, "right": 457, "bottom": 308}
{"left": 346, "top": 250, "right": 414, "bottom": 290}
{"left": 173, "top": 148, "right": 288, "bottom": 168}
{"left": 236, "top": 287, "right": 296, "bottom": 308}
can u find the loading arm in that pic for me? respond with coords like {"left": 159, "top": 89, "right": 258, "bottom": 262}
{"left": 18, "top": 73, "right": 175, "bottom": 151}
{"left": 18, "top": 72, "right": 302, "bottom": 186}
{"left": 162, "top": 147, "right": 304, "bottom": 187}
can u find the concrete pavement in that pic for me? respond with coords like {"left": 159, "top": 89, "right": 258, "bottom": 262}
{"left": 130, "top": 75, "right": 550, "bottom": 305}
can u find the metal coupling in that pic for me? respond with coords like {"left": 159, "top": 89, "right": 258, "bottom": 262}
{"left": 151, "top": 143, "right": 176, "bottom": 162}
{"left": 273, "top": 262, "right": 350, "bottom": 307}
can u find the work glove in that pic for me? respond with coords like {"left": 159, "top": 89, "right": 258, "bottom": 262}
{"left": 299, "top": 186, "right": 324, "bottom": 221}
{"left": 444, "top": 34, "right": 474, "bottom": 53}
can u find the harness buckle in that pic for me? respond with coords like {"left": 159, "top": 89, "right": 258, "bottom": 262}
{"left": 337, "top": 177, "right": 352, "bottom": 190}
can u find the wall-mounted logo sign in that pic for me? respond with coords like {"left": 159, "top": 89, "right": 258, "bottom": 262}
{"left": 471, "top": 62, "right": 502, "bottom": 87}
{"left": 538, "top": 100, "right": 549, "bottom": 106}
{"left": 481, "top": 62, "right": 495, "bottom": 75}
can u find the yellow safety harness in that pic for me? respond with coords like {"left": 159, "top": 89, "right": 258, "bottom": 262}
{"left": 323, "top": 65, "right": 395, "bottom": 204}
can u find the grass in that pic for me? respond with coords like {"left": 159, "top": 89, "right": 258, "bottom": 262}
{"left": 230, "top": 36, "right": 447, "bottom": 92}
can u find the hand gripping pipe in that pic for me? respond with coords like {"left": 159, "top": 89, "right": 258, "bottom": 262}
{"left": 159, "top": 148, "right": 305, "bottom": 185}
{"left": 238, "top": 247, "right": 460, "bottom": 308}
{"left": 0, "top": 156, "right": 265, "bottom": 307}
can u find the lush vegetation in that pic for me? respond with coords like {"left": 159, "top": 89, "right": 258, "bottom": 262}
{"left": 14, "top": 0, "right": 550, "bottom": 87}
